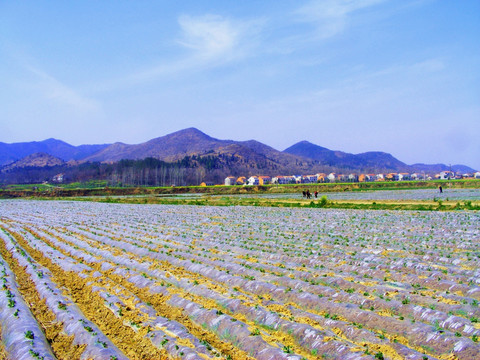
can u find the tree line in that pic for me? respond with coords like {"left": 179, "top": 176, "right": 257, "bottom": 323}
{"left": 0, "top": 155, "right": 232, "bottom": 186}
{"left": 0, "top": 152, "right": 394, "bottom": 186}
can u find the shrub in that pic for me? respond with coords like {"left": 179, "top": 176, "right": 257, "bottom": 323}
{"left": 320, "top": 196, "right": 328, "bottom": 207}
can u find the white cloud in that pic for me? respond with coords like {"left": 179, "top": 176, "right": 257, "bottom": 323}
{"left": 121, "top": 14, "right": 263, "bottom": 85}
{"left": 177, "top": 14, "right": 262, "bottom": 60}
{"left": 178, "top": 15, "right": 237, "bottom": 58}
{"left": 108, "top": 14, "right": 263, "bottom": 87}
{"left": 296, "top": 0, "right": 386, "bottom": 38}
{"left": 26, "top": 66, "right": 100, "bottom": 112}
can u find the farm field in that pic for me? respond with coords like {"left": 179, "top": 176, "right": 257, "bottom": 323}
{"left": 68, "top": 188, "right": 480, "bottom": 212}
{"left": 217, "top": 189, "right": 480, "bottom": 202}
{"left": 97, "top": 189, "right": 480, "bottom": 201}
{"left": 0, "top": 200, "right": 479, "bottom": 359}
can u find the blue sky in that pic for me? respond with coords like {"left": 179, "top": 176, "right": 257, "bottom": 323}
{"left": 1, "top": 0, "right": 479, "bottom": 169}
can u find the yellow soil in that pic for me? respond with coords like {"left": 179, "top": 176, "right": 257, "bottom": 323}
{"left": 295, "top": 266, "right": 307, "bottom": 272}
{"left": 5, "top": 220, "right": 464, "bottom": 360}
{"left": 438, "top": 354, "right": 459, "bottom": 360}
{"left": 454, "top": 290, "right": 467, "bottom": 297}
{"left": 4, "top": 226, "right": 168, "bottom": 360}
{"left": 331, "top": 327, "right": 344, "bottom": 338}
{"left": 360, "top": 342, "right": 404, "bottom": 360}
{"left": 81, "top": 229, "right": 237, "bottom": 300}
{"left": 432, "top": 265, "right": 448, "bottom": 271}
{"left": 437, "top": 297, "right": 460, "bottom": 305}
{"left": 0, "top": 229, "right": 87, "bottom": 360}
{"left": 376, "top": 308, "right": 395, "bottom": 317}
{"left": 420, "top": 290, "right": 437, "bottom": 297}
{"left": 295, "top": 301, "right": 431, "bottom": 359}
{"left": 0, "top": 328, "right": 8, "bottom": 360}
{"left": 265, "top": 303, "right": 293, "bottom": 318}
{"left": 383, "top": 332, "right": 434, "bottom": 356}
{"left": 50, "top": 248, "right": 254, "bottom": 358}
{"left": 461, "top": 265, "right": 477, "bottom": 271}
{"left": 294, "top": 316, "right": 325, "bottom": 331}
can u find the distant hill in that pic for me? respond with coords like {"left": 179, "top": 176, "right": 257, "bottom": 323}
{"left": 0, "top": 128, "right": 476, "bottom": 184}
{"left": 82, "top": 128, "right": 316, "bottom": 174}
{"left": 82, "top": 128, "right": 235, "bottom": 162}
{"left": 1, "top": 152, "right": 65, "bottom": 172}
{"left": 0, "top": 138, "right": 109, "bottom": 166}
{"left": 410, "top": 163, "right": 475, "bottom": 174}
{"left": 354, "top": 152, "right": 409, "bottom": 172}
{"left": 283, "top": 141, "right": 409, "bottom": 172}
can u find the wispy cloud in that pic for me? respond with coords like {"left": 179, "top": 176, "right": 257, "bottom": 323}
{"left": 26, "top": 66, "right": 99, "bottom": 112}
{"left": 411, "top": 58, "right": 445, "bottom": 73}
{"left": 296, "top": 0, "right": 386, "bottom": 39}
{"left": 124, "top": 14, "right": 264, "bottom": 85}
{"left": 178, "top": 14, "right": 245, "bottom": 59}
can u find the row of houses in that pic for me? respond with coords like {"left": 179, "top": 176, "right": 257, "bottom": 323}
{"left": 223, "top": 170, "right": 480, "bottom": 186}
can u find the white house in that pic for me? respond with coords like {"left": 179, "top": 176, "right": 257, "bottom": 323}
{"left": 247, "top": 176, "right": 260, "bottom": 186}
{"left": 273, "top": 175, "right": 296, "bottom": 184}
{"left": 52, "top": 173, "right": 65, "bottom": 183}
{"left": 475, "top": 172, "right": 480, "bottom": 179}
{"left": 398, "top": 173, "right": 411, "bottom": 181}
{"left": 224, "top": 176, "right": 236, "bottom": 186}
{"left": 327, "top": 173, "right": 336, "bottom": 182}
{"left": 293, "top": 175, "right": 302, "bottom": 184}
{"left": 301, "top": 175, "right": 318, "bottom": 183}
{"left": 348, "top": 174, "right": 358, "bottom": 182}
{"left": 440, "top": 171, "right": 455, "bottom": 180}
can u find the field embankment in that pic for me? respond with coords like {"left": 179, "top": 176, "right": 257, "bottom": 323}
{"left": 1, "top": 179, "right": 479, "bottom": 199}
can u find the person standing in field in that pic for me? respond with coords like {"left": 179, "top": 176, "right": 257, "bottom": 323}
{"left": 439, "top": 186, "right": 443, "bottom": 193}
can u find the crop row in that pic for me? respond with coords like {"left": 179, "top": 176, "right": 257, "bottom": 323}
{"left": 0, "top": 200, "right": 479, "bottom": 359}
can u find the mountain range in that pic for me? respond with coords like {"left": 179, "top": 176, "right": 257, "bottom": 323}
{"left": 0, "top": 128, "right": 476, "bottom": 179}
{"left": 0, "top": 138, "right": 108, "bottom": 167}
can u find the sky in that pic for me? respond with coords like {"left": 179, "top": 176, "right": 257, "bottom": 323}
{"left": 1, "top": 0, "right": 479, "bottom": 169}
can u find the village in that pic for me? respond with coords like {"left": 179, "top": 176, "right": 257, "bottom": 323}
{"left": 211, "top": 170, "right": 480, "bottom": 187}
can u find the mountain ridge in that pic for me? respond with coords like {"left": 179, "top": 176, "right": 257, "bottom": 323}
{"left": 1, "top": 152, "right": 65, "bottom": 173}
{"left": 1, "top": 128, "right": 476, "bottom": 174}
{"left": 283, "top": 140, "right": 411, "bottom": 172}
{"left": 82, "top": 127, "right": 236, "bottom": 163}
{"left": 0, "top": 138, "right": 109, "bottom": 166}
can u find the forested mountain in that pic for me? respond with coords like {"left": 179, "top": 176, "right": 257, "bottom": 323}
{"left": 0, "top": 128, "right": 475, "bottom": 185}
{"left": 283, "top": 140, "right": 408, "bottom": 172}
{"left": 0, "top": 138, "right": 109, "bottom": 166}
